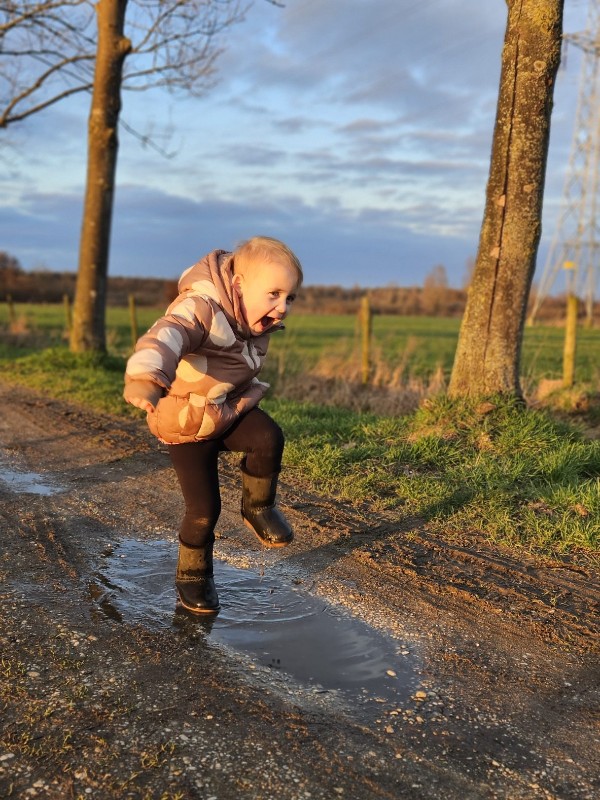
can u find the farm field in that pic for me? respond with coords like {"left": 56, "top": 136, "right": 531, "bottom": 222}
{"left": 2, "top": 303, "right": 600, "bottom": 386}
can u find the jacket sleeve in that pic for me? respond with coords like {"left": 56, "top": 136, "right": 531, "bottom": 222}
{"left": 124, "top": 296, "right": 211, "bottom": 393}
{"left": 122, "top": 379, "right": 164, "bottom": 409}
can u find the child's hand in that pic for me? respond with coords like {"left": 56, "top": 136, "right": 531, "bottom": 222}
{"left": 123, "top": 380, "right": 163, "bottom": 412}
{"left": 127, "top": 396, "right": 156, "bottom": 413}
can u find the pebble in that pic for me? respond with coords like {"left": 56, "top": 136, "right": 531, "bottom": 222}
{"left": 386, "top": 669, "right": 397, "bottom": 677}
{"left": 0, "top": 754, "right": 15, "bottom": 761}
{"left": 414, "top": 690, "right": 427, "bottom": 700}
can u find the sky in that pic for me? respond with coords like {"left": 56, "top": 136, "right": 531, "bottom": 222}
{"left": 0, "top": 0, "right": 590, "bottom": 288}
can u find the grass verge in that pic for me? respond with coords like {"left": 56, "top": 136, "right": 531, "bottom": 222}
{"left": 0, "top": 346, "right": 598, "bottom": 558}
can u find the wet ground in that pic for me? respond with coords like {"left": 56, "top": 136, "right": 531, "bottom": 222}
{"left": 0, "top": 384, "right": 598, "bottom": 799}
{"left": 92, "top": 538, "right": 419, "bottom": 711}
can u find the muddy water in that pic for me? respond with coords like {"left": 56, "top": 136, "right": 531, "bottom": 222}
{"left": 1, "top": 459, "right": 420, "bottom": 708}
{"left": 0, "top": 463, "right": 64, "bottom": 495}
{"left": 92, "top": 539, "right": 420, "bottom": 707}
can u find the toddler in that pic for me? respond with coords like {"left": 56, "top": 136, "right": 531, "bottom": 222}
{"left": 124, "top": 236, "right": 302, "bottom": 614}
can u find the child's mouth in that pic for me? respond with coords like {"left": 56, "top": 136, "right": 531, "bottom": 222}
{"left": 258, "top": 315, "right": 276, "bottom": 331}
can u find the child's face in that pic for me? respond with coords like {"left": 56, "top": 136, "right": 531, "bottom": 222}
{"left": 233, "top": 260, "right": 299, "bottom": 335}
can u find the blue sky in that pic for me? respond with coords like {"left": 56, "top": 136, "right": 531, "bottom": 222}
{"left": 0, "top": 0, "right": 589, "bottom": 287}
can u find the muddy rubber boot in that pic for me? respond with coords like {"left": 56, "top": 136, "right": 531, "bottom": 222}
{"left": 175, "top": 539, "right": 220, "bottom": 614}
{"left": 241, "top": 466, "right": 293, "bottom": 548}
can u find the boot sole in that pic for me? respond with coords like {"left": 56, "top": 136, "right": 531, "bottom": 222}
{"left": 243, "top": 518, "right": 293, "bottom": 548}
{"left": 176, "top": 593, "right": 220, "bottom": 615}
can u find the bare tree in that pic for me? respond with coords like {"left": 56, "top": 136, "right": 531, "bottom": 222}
{"left": 1, "top": 0, "right": 254, "bottom": 351}
{"left": 421, "top": 263, "right": 448, "bottom": 316}
{"left": 448, "top": 0, "right": 564, "bottom": 398}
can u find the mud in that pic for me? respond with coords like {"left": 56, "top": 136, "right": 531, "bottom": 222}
{"left": 0, "top": 383, "right": 598, "bottom": 799}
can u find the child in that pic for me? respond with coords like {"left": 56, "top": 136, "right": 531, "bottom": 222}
{"left": 123, "top": 236, "right": 302, "bottom": 614}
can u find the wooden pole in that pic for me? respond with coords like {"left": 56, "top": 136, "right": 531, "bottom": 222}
{"left": 562, "top": 293, "right": 578, "bottom": 388}
{"left": 128, "top": 293, "right": 138, "bottom": 350}
{"left": 63, "top": 294, "right": 72, "bottom": 333}
{"left": 360, "top": 294, "right": 372, "bottom": 384}
{"left": 6, "top": 294, "right": 16, "bottom": 327}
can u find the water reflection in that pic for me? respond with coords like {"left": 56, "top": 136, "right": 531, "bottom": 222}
{"left": 0, "top": 463, "right": 64, "bottom": 495}
{"left": 93, "top": 538, "right": 419, "bottom": 704}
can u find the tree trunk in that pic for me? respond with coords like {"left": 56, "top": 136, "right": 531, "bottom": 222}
{"left": 448, "top": 0, "right": 563, "bottom": 398}
{"left": 70, "top": 0, "right": 131, "bottom": 353}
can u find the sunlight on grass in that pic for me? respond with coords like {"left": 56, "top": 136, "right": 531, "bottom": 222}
{"left": 265, "top": 394, "right": 600, "bottom": 556}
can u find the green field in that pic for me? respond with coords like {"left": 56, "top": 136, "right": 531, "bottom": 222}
{"left": 2, "top": 303, "right": 600, "bottom": 387}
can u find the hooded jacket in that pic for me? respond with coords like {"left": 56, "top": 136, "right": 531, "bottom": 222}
{"left": 123, "top": 250, "right": 276, "bottom": 444}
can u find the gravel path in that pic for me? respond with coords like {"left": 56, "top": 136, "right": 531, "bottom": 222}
{"left": 0, "top": 384, "right": 598, "bottom": 799}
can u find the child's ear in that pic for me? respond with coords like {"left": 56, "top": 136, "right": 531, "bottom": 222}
{"left": 232, "top": 273, "right": 243, "bottom": 297}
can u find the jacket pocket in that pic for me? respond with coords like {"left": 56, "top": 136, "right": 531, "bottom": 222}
{"left": 153, "top": 394, "right": 206, "bottom": 442}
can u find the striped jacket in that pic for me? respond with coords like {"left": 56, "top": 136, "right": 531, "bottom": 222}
{"left": 123, "top": 250, "right": 276, "bottom": 444}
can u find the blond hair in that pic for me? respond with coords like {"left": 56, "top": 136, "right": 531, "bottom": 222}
{"left": 233, "top": 236, "right": 303, "bottom": 286}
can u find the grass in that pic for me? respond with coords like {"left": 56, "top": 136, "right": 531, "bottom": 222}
{"left": 265, "top": 395, "right": 600, "bottom": 555}
{"left": 0, "top": 346, "right": 138, "bottom": 417}
{"left": 1, "top": 303, "right": 599, "bottom": 558}
{"left": 3, "top": 303, "right": 600, "bottom": 384}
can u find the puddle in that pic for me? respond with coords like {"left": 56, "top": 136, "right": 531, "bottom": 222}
{"left": 92, "top": 539, "right": 420, "bottom": 706}
{"left": 0, "top": 463, "right": 64, "bottom": 495}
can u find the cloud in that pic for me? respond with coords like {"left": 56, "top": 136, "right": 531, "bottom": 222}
{"left": 225, "top": 144, "right": 289, "bottom": 167}
{"left": 0, "top": 185, "right": 479, "bottom": 287}
{"left": 1, "top": 0, "right": 589, "bottom": 296}
{"left": 219, "top": 0, "right": 506, "bottom": 111}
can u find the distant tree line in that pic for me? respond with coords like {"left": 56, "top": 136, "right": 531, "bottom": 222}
{"left": 0, "top": 252, "right": 173, "bottom": 307}
{"left": 1, "top": 251, "right": 591, "bottom": 321}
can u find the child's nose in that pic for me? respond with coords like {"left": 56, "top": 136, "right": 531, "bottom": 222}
{"left": 275, "top": 298, "right": 287, "bottom": 315}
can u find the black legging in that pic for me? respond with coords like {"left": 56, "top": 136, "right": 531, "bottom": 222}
{"left": 168, "top": 407, "right": 284, "bottom": 549}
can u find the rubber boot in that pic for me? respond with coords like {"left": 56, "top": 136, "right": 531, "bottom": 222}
{"left": 241, "top": 466, "right": 293, "bottom": 548}
{"left": 175, "top": 539, "right": 220, "bottom": 614}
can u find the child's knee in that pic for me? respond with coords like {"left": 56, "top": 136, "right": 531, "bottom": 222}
{"left": 265, "top": 420, "right": 285, "bottom": 454}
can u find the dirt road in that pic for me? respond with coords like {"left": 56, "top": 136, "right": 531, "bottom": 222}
{"left": 0, "top": 383, "right": 598, "bottom": 799}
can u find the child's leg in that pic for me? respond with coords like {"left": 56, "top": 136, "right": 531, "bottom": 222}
{"left": 168, "top": 441, "right": 221, "bottom": 613}
{"left": 222, "top": 408, "right": 292, "bottom": 547}
{"left": 168, "top": 440, "right": 221, "bottom": 552}
{"left": 221, "top": 407, "right": 284, "bottom": 476}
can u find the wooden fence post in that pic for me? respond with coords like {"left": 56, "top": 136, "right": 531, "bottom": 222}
{"left": 360, "top": 294, "right": 372, "bottom": 384}
{"left": 129, "top": 294, "right": 138, "bottom": 350}
{"left": 6, "top": 294, "right": 16, "bottom": 327}
{"left": 562, "top": 293, "right": 578, "bottom": 388}
{"left": 63, "top": 294, "right": 72, "bottom": 333}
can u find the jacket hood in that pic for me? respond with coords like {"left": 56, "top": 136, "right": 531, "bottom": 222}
{"left": 178, "top": 250, "right": 252, "bottom": 337}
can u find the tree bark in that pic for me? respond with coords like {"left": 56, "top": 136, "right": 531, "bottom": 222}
{"left": 70, "top": 0, "right": 131, "bottom": 353}
{"left": 448, "top": 0, "right": 563, "bottom": 398}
